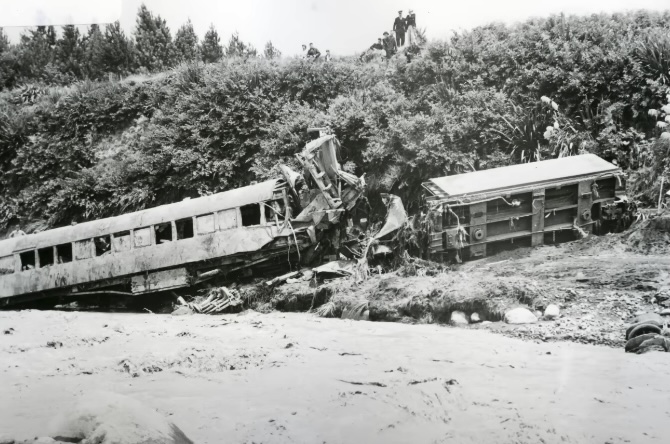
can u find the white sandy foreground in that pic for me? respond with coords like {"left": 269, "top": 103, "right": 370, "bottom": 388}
{"left": 0, "top": 310, "right": 668, "bottom": 444}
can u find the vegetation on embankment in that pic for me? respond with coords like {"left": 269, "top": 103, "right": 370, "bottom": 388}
{"left": 1, "top": 10, "right": 670, "bottom": 230}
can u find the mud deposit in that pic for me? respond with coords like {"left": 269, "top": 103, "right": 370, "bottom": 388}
{"left": 1, "top": 310, "right": 669, "bottom": 444}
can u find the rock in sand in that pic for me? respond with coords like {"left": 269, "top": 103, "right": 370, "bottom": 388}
{"left": 450, "top": 311, "right": 469, "bottom": 325}
{"left": 48, "top": 391, "right": 194, "bottom": 444}
{"left": 504, "top": 307, "right": 538, "bottom": 324}
{"left": 544, "top": 304, "right": 560, "bottom": 320}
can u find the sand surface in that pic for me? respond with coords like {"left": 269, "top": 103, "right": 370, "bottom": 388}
{"left": 1, "top": 310, "right": 669, "bottom": 443}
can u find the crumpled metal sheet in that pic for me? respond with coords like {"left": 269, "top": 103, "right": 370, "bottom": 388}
{"left": 374, "top": 194, "right": 407, "bottom": 240}
{"left": 313, "top": 260, "right": 357, "bottom": 276}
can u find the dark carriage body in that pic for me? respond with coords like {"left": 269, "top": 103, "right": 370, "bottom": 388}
{"left": 423, "top": 154, "right": 632, "bottom": 261}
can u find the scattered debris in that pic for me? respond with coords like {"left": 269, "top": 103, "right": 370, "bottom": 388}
{"left": 624, "top": 311, "right": 670, "bottom": 353}
{"left": 313, "top": 260, "right": 357, "bottom": 277}
{"left": 174, "top": 286, "right": 243, "bottom": 315}
{"left": 266, "top": 271, "right": 301, "bottom": 287}
{"left": 338, "top": 380, "right": 387, "bottom": 387}
{"left": 408, "top": 377, "right": 439, "bottom": 385}
{"left": 341, "top": 301, "right": 369, "bottom": 320}
{"left": 46, "top": 341, "right": 63, "bottom": 349}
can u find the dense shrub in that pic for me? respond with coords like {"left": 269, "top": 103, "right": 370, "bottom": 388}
{"left": 1, "top": 10, "right": 670, "bottom": 229}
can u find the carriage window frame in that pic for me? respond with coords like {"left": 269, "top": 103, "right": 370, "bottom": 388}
{"left": 195, "top": 213, "right": 216, "bottom": 235}
{"left": 133, "top": 227, "right": 152, "bottom": 248}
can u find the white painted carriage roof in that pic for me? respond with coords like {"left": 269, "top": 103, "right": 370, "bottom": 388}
{"left": 0, "top": 179, "right": 281, "bottom": 255}
{"left": 426, "top": 154, "right": 619, "bottom": 198}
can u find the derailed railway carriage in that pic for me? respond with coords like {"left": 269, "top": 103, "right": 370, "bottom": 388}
{"left": 0, "top": 134, "right": 383, "bottom": 308}
{"left": 423, "top": 154, "right": 634, "bottom": 261}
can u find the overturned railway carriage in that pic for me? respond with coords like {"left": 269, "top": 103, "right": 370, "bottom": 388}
{"left": 423, "top": 154, "right": 632, "bottom": 261}
{"left": 0, "top": 135, "right": 368, "bottom": 307}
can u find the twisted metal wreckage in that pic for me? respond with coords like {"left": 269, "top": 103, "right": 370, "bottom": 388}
{"left": 0, "top": 131, "right": 638, "bottom": 310}
{"left": 0, "top": 132, "right": 406, "bottom": 308}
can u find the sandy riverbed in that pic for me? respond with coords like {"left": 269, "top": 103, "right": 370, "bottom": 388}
{"left": 1, "top": 310, "right": 668, "bottom": 443}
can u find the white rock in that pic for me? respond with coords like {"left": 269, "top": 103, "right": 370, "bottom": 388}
{"left": 450, "top": 311, "right": 469, "bottom": 326}
{"left": 48, "top": 391, "right": 193, "bottom": 444}
{"left": 504, "top": 307, "right": 538, "bottom": 324}
{"left": 481, "top": 321, "right": 492, "bottom": 325}
{"left": 544, "top": 304, "right": 560, "bottom": 320}
{"left": 470, "top": 312, "right": 481, "bottom": 323}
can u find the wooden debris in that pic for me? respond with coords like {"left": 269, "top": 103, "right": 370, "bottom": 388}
{"left": 177, "top": 286, "right": 243, "bottom": 315}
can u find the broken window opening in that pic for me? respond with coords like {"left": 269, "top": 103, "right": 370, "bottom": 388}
{"left": 176, "top": 218, "right": 194, "bottom": 240}
{"left": 112, "top": 231, "right": 131, "bottom": 252}
{"left": 264, "top": 200, "right": 286, "bottom": 225}
{"left": 38, "top": 247, "right": 55, "bottom": 267}
{"left": 56, "top": 243, "right": 73, "bottom": 264}
{"left": 240, "top": 204, "right": 261, "bottom": 226}
{"left": 0, "top": 255, "right": 14, "bottom": 275}
{"left": 94, "top": 235, "right": 112, "bottom": 256}
{"left": 155, "top": 222, "right": 173, "bottom": 244}
{"left": 20, "top": 251, "right": 36, "bottom": 271}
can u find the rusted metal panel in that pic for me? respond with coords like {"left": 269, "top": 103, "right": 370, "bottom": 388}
{"left": 131, "top": 268, "right": 190, "bottom": 294}
{"left": 0, "top": 179, "right": 282, "bottom": 254}
{"left": 426, "top": 154, "right": 618, "bottom": 199}
{"left": 531, "top": 189, "right": 545, "bottom": 246}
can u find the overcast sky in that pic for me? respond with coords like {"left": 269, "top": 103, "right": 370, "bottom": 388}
{"left": 1, "top": 0, "right": 669, "bottom": 55}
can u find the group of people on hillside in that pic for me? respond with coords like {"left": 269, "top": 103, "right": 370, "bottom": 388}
{"left": 360, "top": 9, "right": 418, "bottom": 62}
{"left": 301, "top": 43, "right": 331, "bottom": 62}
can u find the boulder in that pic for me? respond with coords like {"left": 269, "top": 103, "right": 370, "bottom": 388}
{"left": 504, "top": 307, "right": 538, "bottom": 324}
{"left": 48, "top": 391, "right": 194, "bottom": 444}
{"left": 470, "top": 312, "right": 481, "bottom": 323}
{"left": 544, "top": 304, "right": 560, "bottom": 320}
{"left": 450, "top": 311, "right": 469, "bottom": 326}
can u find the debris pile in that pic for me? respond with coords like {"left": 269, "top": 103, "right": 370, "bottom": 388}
{"left": 624, "top": 311, "right": 670, "bottom": 353}
{"left": 174, "top": 287, "right": 243, "bottom": 315}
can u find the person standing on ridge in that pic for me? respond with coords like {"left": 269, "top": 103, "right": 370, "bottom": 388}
{"left": 301, "top": 44, "right": 308, "bottom": 59}
{"left": 382, "top": 31, "right": 397, "bottom": 59}
{"left": 324, "top": 49, "right": 332, "bottom": 61}
{"left": 393, "top": 10, "right": 406, "bottom": 47}
{"left": 307, "top": 43, "right": 321, "bottom": 60}
{"left": 406, "top": 9, "right": 417, "bottom": 46}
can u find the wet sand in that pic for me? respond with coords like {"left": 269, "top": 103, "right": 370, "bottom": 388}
{"left": 1, "top": 310, "right": 668, "bottom": 443}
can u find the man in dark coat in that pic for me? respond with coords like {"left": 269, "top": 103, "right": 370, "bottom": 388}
{"left": 382, "top": 31, "right": 397, "bottom": 59}
{"left": 359, "top": 38, "right": 384, "bottom": 61}
{"left": 306, "top": 43, "right": 321, "bottom": 60}
{"left": 393, "top": 10, "right": 406, "bottom": 47}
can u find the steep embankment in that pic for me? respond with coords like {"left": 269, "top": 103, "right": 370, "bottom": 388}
{"left": 2, "top": 11, "right": 670, "bottom": 232}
